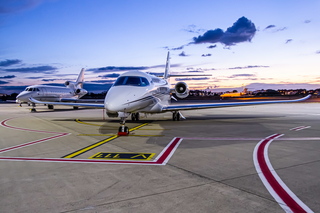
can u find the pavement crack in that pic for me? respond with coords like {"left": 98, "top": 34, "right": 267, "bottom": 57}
{"left": 59, "top": 182, "right": 211, "bottom": 213}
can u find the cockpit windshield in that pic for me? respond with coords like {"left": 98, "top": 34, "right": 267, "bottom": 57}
{"left": 25, "top": 87, "right": 39, "bottom": 91}
{"left": 113, "top": 76, "right": 150, "bottom": 87}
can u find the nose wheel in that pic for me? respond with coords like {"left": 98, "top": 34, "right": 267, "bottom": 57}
{"left": 118, "top": 117, "right": 130, "bottom": 136}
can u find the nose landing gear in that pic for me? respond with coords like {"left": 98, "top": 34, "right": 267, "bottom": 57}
{"left": 118, "top": 116, "right": 130, "bottom": 136}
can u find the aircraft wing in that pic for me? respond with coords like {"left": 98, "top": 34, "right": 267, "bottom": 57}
{"left": 162, "top": 95, "right": 311, "bottom": 111}
{"left": 29, "top": 97, "right": 105, "bottom": 109}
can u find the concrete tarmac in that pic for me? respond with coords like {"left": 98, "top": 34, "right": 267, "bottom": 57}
{"left": 0, "top": 102, "right": 319, "bottom": 212}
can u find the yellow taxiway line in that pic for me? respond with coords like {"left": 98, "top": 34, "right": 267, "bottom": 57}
{"left": 63, "top": 121, "right": 150, "bottom": 158}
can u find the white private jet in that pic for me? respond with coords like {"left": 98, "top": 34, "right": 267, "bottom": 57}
{"left": 16, "top": 68, "right": 87, "bottom": 111}
{"left": 30, "top": 52, "right": 311, "bottom": 135}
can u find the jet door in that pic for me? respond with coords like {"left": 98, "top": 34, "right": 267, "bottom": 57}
{"left": 40, "top": 88, "right": 47, "bottom": 100}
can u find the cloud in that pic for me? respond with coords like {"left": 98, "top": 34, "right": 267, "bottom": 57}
{"left": 0, "top": 0, "right": 42, "bottom": 14}
{"left": 26, "top": 76, "right": 44, "bottom": 79}
{"left": 207, "top": 45, "right": 217, "bottom": 49}
{"left": 88, "top": 80, "right": 115, "bottom": 84}
{"left": 0, "top": 85, "right": 27, "bottom": 94}
{"left": 171, "top": 46, "right": 184, "bottom": 50}
{"left": 228, "top": 65, "right": 269, "bottom": 70}
{"left": 192, "top": 16, "right": 256, "bottom": 46}
{"left": 201, "top": 54, "right": 212, "bottom": 57}
{"left": 3, "top": 66, "right": 57, "bottom": 74}
{"left": 304, "top": 20, "right": 311, "bottom": 24}
{"left": 228, "top": 74, "right": 256, "bottom": 78}
{"left": 98, "top": 73, "right": 120, "bottom": 78}
{"left": 285, "top": 39, "right": 292, "bottom": 44}
{"left": 275, "top": 27, "right": 287, "bottom": 32}
{"left": 264, "top": 25, "right": 276, "bottom": 30}
{"left": 183, "top": 24, "right": 206, "bottom": 34}
{"left": 316, "top": 50, "right": 320, "bottom": 54}
{"left": 0, "top": 75, "right": 16, "bottom": 79}
{"left": 0, "top": 59, "right": 22, "bottom": 67}
{"left": 0, "top": 80, "right": 9, "bottom": 84}
{"left": 179, "top": 51, "right": 188, "bottom": 57}
{"left": 88, "top": 64, "right": 180, "bottom": 73}
{"left": 175, "top": 77, "right": 210, "bottom": 81}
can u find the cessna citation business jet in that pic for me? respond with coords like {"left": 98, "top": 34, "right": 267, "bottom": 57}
{"left": 16, "top": 68, "right": 87, "bottom": 111}
{"left": 30, "top": 52, "right": 311, "bottom": 135}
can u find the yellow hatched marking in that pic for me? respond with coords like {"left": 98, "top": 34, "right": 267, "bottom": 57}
{"left": 89, "top": 152, "right": 155, "bottom": 161}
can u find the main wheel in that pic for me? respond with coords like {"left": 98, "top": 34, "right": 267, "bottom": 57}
{"left": 73, "top": 106, "right": 79, "bottom": 110}
{"left": 172, "top": 112, "right": 177, "bottom": 121}
{"left": 135, "top": 113, "right": 140, "bottom": 121}
{"left": 131, "top": 113, "right": 136, "bottom": 121}
{"left": 48, "top": 105, "right": 54, "bottom": 109}
{"left": 176, "top": 112, "right": 180, "bottom": 121}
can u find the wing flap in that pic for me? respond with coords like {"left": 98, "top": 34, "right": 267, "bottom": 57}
{"left": 29, "top": 97, "right": 105, "bottom": 109}
{"left": 163, "top": 95, "right": 311, "bottom": 111}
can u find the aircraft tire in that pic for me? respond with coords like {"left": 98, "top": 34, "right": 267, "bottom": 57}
{"left": 172, "top": 112, "right": 177, "bottom": 121}
{"left": 177, "top": 112, "right": 180, "bottom": 121}
{"left": 131, "top": 113, "right": 136, "bottom": 121}
{"left": 135, "top": 113, "right": 140, "bottom": 121}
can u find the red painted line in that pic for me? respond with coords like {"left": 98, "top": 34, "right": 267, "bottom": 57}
{"left": 182, "top": 137, "right": 263, "bottom": 140}
{"left": 290, "top": 126, "right": 310, "bottom": 131}
{"left": 1, "top": 118, "right": 68, "bottom": 134}
{"left": 257, "top": 134, "right": 307, "bottom": 213}
{"left": 0, "top": 134, "right": 69, "bottom": 154}
{"left": 156, "top": 137, "right": 181, "bottom": 164}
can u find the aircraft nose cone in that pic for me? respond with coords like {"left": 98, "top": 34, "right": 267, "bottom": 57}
{"left": 16, "top": 92, "right": 29, "bottom": 102}
{"left": 105, "top": 88, "right": 128, "bottom": 112}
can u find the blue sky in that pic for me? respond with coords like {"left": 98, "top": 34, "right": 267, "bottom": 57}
{"left": 0, "top": 0, "right": 320, "bottom": 94}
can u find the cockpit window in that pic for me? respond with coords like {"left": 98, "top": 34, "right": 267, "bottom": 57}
{"left": 28, "top": 88, "right": 33, "bottom": 91}
{"left": 113, "top": 76, "right": 150, "bottom": 87}
{"left": 37, "top": 88, "right": 40, "bottom": 91}
{"left": 25, "top": 88, "right": 29, "bottom": 91}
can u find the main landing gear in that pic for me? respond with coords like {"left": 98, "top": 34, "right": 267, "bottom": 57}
{"left": 30, "top": 103, "right": 36, "bottom": 112}
{"left": 131, "top": 112, "right": 140, "bottom": 121}
{"left": 48, "top": 104, "right": 54, "bottom": 109}
{"left": 173, "top": 111, "right": 185, "bottom": 121}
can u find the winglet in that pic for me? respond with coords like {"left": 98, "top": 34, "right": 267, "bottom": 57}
{"left": 76, "top": 68, "right": 85, "bottom": 88}
{"left": 164, "top": 52, "right": 170, "bottom": 79}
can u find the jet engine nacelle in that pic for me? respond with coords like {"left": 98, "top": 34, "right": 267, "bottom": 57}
{"left": 175, "top": 82, "right": 189, "bottom": 99}
{"left": 65, "top": 81, "right": 76, "bottom": 88}
{"left": 75, "top": 88, "right": 87, "bottom": 96}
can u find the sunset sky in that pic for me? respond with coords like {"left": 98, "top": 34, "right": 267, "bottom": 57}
{"left": 0, "top": 0, "right": 320, "bottom": 94}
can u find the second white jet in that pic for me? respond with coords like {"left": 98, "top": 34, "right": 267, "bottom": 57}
{"left": 16, "top": 68, "right": 87, "bottom": 110}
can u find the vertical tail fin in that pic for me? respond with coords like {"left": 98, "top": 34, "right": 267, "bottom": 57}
{"left": 76, "top": 68, "right": 85, "bottom": 88}
{"left": 164, "top": 52, "right": 170, "bottom": 79}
